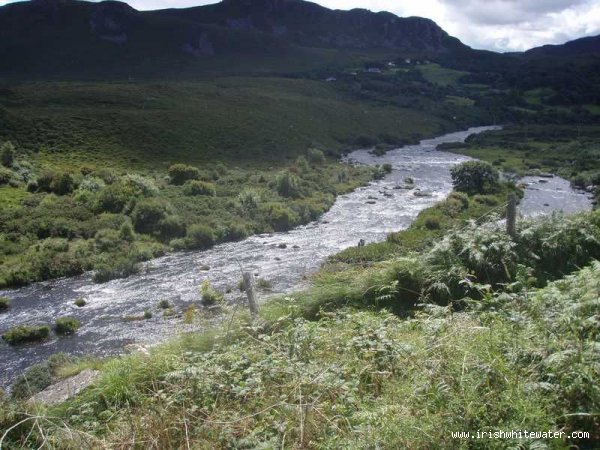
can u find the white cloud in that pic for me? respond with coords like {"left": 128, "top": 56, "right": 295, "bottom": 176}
{"left": 1, "top": 0, "right": 599, "bottom": 51}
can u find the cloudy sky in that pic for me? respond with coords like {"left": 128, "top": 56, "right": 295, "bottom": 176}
{"left": 2, "top": 0, "right": 600, "bottom": 51}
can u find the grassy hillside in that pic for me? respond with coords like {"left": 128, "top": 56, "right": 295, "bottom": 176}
{"left": 1, "top": 198, "right": 599, "bottom": 448}
{"left": 0, "top": 78, "right": 451, "bottom": 167}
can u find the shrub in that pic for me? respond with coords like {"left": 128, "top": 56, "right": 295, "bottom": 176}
{"left": 94, "top": 228, "right": 122, "bottom": 252}
{"left": 307, "top": 148, "right": 325, "bottom": 165}
{"left": 221, "top": 222, "right": 248, "bottom": 241}
{"left": 95, "top": 177, "right": 156, "bottom": 213}
{"left": 262, "top": 203, "right": 299, "bottom": 231}
{"left": 1, "top": 141, "right": 15, "bottom": 167}
{"left": 119, "top": 221, "right": 135, "bottom": 242}
{"left": 424, "top": 217, "right": 441, "bottom": 230}
{"left": 256, "top": 278, "right": 272, "bottom": 289}
{"left": 144, "top": 310, "right": 153, "bottom": 319}
{"left": 92, "top": 257, "right": 140, "bottom": 283}
{"left": 0, "top": 166, "right": 15, "bottom": 185}
{"left": 186, "top": 224, "right": 215, "bottom": 250}
{"left": 382, "top": 163, "right": 393, "bottom": 173}
{"left": 168, "top": 164, "right": 201, "bottom": 185}
{"left": 54, "top": 317, "right": 81, "bottom": 335}
{"left": 2, "top": 325, "right": 50, "bottom": 345}
{"left": 74, "top": 298, "right": 86, "bottom": 307}
{"left": 158, "top": 216, "right": 186, "bottom": 240}
{"left": 50, "top": 172, "right": 75, "bottom": 195}
{"left": 183, "top": 180, "right": 216, "bottom": 196}
{"left": 450, "top": 161, "right": 499, "bottom": 195}
{"left": 121, "top": 174, "right": 158, "bottom": 197}
{"left": 275, "top": 171, "right": 300, "bottom": 198}
{"left": 237, "top": 189, "right": 261, "bottom": 213}
{"left": 157, "top": 299, "right": 170, "bottom": 309}
{"left": 200, "top": 280, "right": 223, "bottom": 307}
{"left": 77, "top": 176, "right": 105, "bottom": 193}
{"left": 296, "top": 156, "right": 310, "bottom": 172}
{"left": 10, "top": 363, "right": 53, "bottom": 400}
{"left": 131, "top": 198, "right": 171, "bottom": 234}
{"left": 0, "top": 296, "right": 10, "bottom": 312}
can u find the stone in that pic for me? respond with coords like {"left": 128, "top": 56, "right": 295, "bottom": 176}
{"left": 28, "top": 369, "right": 99, "bottom": 406}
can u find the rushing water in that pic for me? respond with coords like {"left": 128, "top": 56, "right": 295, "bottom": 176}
{"left": 0, "top": 126, "right": 592, "bottom": 389}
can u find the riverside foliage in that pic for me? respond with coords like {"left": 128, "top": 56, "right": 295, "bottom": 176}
{"left": 0, "top": 141, "right": 377, "bottom": 288}
{"left": 1, "top": 205, "right": 599, "bottom": 448}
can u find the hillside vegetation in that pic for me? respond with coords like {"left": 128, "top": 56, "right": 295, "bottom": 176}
{"left": 1, "top": 200, "right": 599, "bottom": 448}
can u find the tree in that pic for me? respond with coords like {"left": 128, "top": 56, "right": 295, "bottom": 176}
{"left": 1, "top": 141, "right": 15, "bottom": 168}
{"left": 450, "top": 161, "right": 499, "bottom": 195}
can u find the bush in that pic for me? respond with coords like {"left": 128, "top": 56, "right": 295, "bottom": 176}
{"left": 220, "top": 223, "right": 248, "bottom": 242}
{"left": 0, "top": 296, "right": 10, "bottom": 312}
{"left": 0, "top": 166, "right": 15, "bottom": 185}
{"left": 424, "top": 217, "right": 441, "bottom": 230}
{"left": 54, "top": 317, "right": 81, "bottom": 335}
{"left": 307, "top": 148, "right": 325, "bottom": 165}
{"left": 2, "top": 325, "right": 50, "bottom": 345}
{"left": 296, "top": 156, "right": 310, "bottom": 173}
{"left": 200, "top": 280, "right": 223, "bottom": 307}
{"left": 450, "top": 161, "right": 500, "bottom": 195}
{"left": 50, "top": 172, "right": 75, "bottom": 195}
{"left": 183, "top": 180, "right": 216, "bottom": 196}
{"left": 74, "top": 298, "right": 86, "bottom": 307}
{"left": 157, "top": 299, "right": 170, "bottom": 309}
{"left": 92, "top": 257, "right": 140, "bottom": 283}
{"left": 158, "top": 216, "right": 186, "bottom": 240}
{"left": 1, "top": 141, "right": 15, "bottom": 167}
{"left": 186, "top": 224, "right": 215, "bottom": 250}
{"left": 237, "top": 189, "right": 261, "bottom": 213}
{"left": 275, "top": 171, "right": 300, "bottom": 198}
{"left": 119, "top": 221, "right": 135, "bottom": 242}
{"left": 10, "top": 363, "right": 53, "bottom": 400}
{"left": 94, "top": 228, "right": 122, "bottom": 252}
{"left": 261, "top": 203, "right": 299, "bottom": 231}
{"left": 131, "top": 198, "right": 171, "bottom": 234}
{"left": 168, "top": 164, "right": 201, "bottom": 185}
{"left": 382, "top": 163, "right": 393, "bottom": 173}
{"left": 95, "top": 177, "right": 156, "bottom": 213}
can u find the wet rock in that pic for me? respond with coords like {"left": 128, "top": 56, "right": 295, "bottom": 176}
{"left": 199, "top": 265, "right": 210, "bottom": 271}
{"left": 413, "top": 190, "right": 433, "bottom": 197}
{"left": 277, "top": 243, "right": 287, "bottom": 249}
{"left": 366, "top": 200, "right": 376, "bottom": 204}
{"left": 28, "top": 369, "right": 99, "bottom": 406}
{"left": 124, "top": 344, "right": 151, "bottom": 356}
{"left": 544, "top": 203, "right": 550, "bottom": 207}
{"left": 292, "top": 245, "right": 300, "bottom": 249}
{"left": 275, "top": 257, "right": 281, "bottom": 261}
{"left": 368, "top": 195, "right": 378, "bottom": 200}
{"left": 538, "top": 179, "right": 549, "bottom": 183}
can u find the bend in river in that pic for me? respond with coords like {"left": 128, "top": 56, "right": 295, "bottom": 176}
{"left": 0, "top": 126, "right": 592, "bottom": 388}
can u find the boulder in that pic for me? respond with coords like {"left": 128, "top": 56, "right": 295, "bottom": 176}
{"left": 28, "top": 369, "right": 99, "bottom": 405}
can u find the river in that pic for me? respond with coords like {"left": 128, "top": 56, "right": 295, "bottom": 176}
{"left": 0, "top": 126, "right": 592, "bottom": 389}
